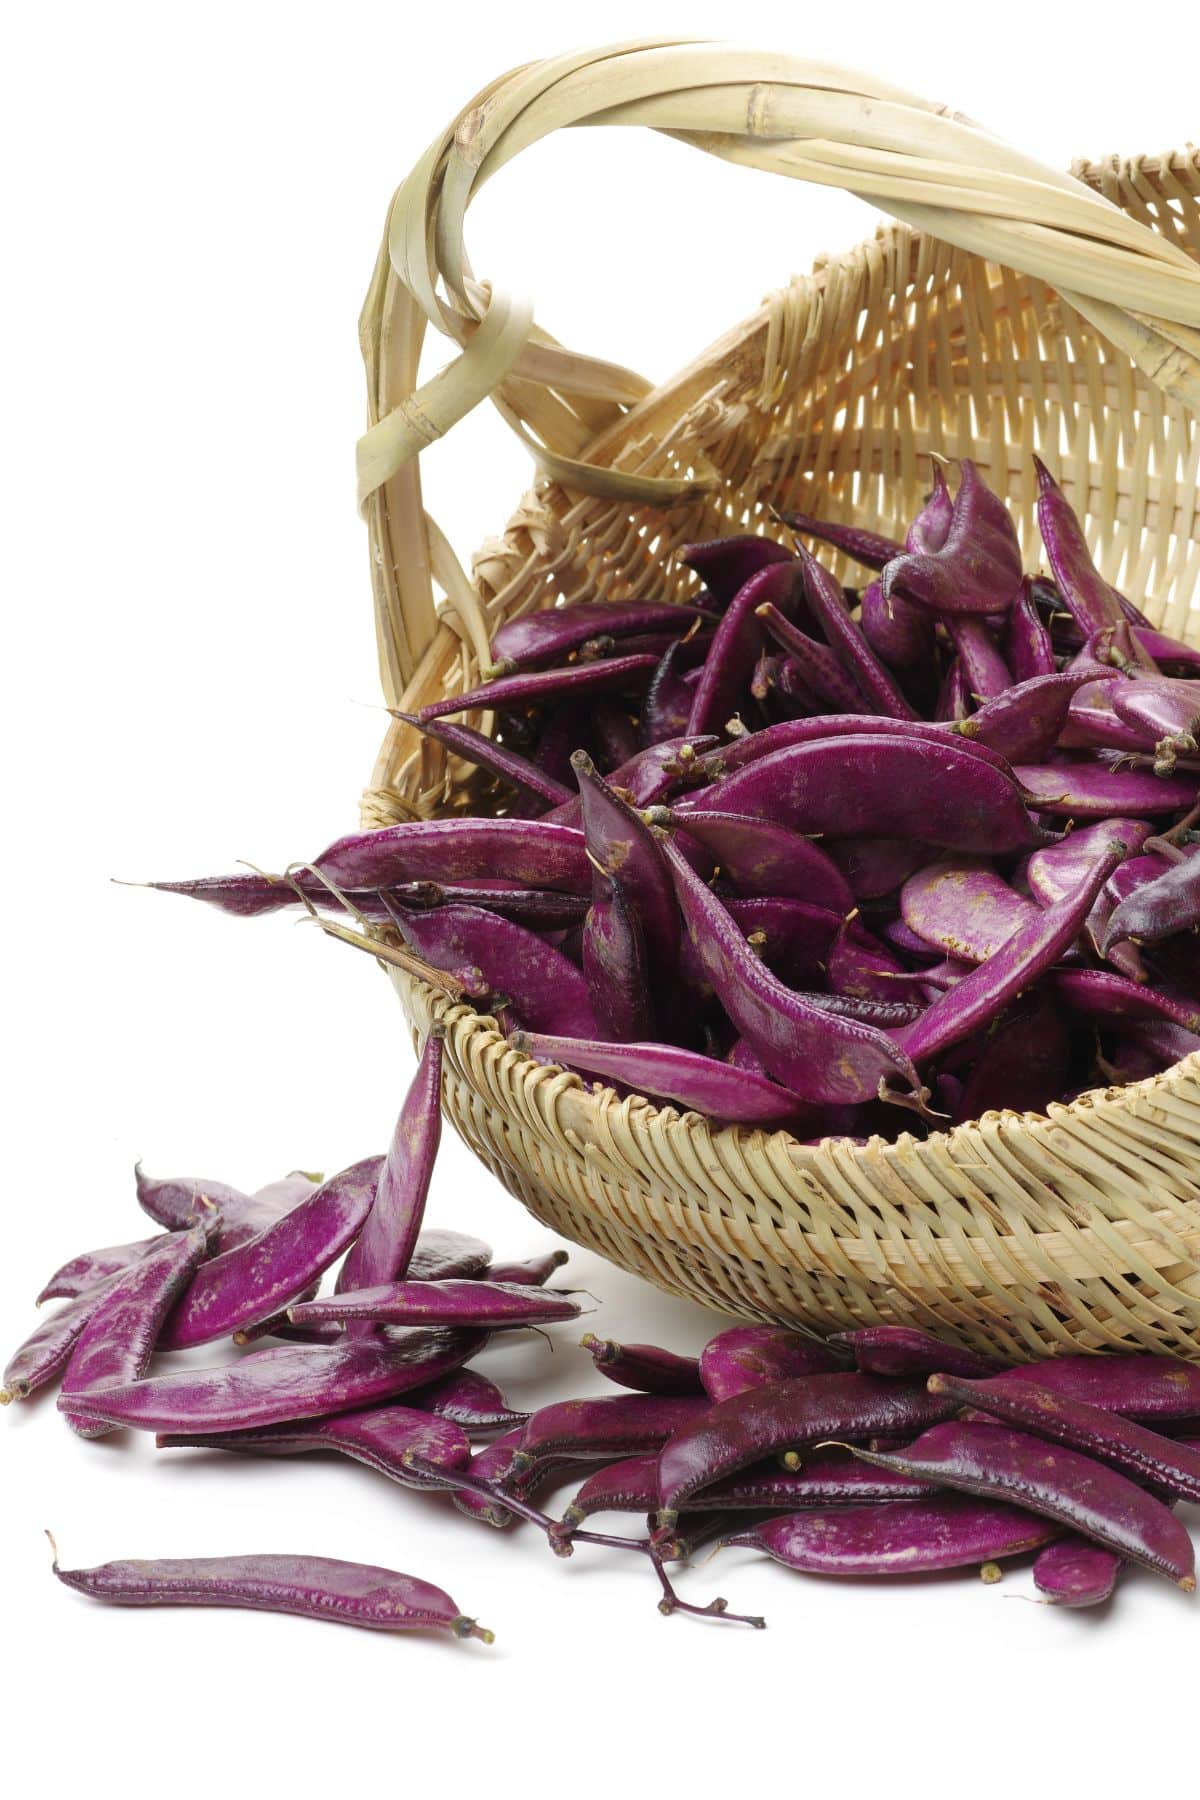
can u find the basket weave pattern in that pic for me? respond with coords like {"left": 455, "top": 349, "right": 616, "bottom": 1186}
{"left": 356, "top": 47, "right": 1200, "bottom": 1359}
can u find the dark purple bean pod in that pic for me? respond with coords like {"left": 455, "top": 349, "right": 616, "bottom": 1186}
{"left": 37, "top": 1232, "right": 165, "bottom": 1306}
{"left": 1033, "top": 458, "right": 1129, "bottom": 636}
{"left": 1111, "top": 1018, "right": 1200, "bottom": 1074}
{"left": 656, "top": 1373, "right": 958, "bottom": 1527}
{"left": 136, "top": 1168, "right": 317, "bottom": 1252}
{"left": 488, "top": 599, "right": 711, "bottom": 674}
{"left": 1028, "top": 819, "right": 1153, "bottom": 978}
{"left": 906, "top": 464, "right": 955, "bottom": 554}
{"left": 1110, "top": 676, "right": 1200, "bottom": 767}
{"left": 1013, "top": 762, "right": 1197, "bottom": 819}
{"left": 899, "top": 858, "right": 1035, "bottom": 965}
{"left": 640, "top": 638, "right": 695, "bottom": 746}
{"left": 406, "top": 1230, "right": 494, "bottom": 1281}
{"left": 831, "top": 1325, "right": 999, "bottom": 1380}
{"left": 58, "top": 1330, "right": 487, "bottom": 1434}
{"left": 1136, "top": 627, "right": 1200, "bottom": 674}
{"left": 934, "top": 658, "right": 971, "bottom": 722}
{"left": 663, "top": 841, "right": 924, "bottom": 1107}
{"left": 981, "top": 1352, "right": 1200, "bottom": 1421}
{"left": 412, "top": 1368, "right": 531, "bottom": 1432}
{"left": 1060, "top": 679, "right": 1151, "bottom": 753}
{"left": 832, "top": 837, "right": 932, "bottom": 902}
{"left": 374, "top": 881, "right": 593, "bottom": 930}
{"left": 51, "top": 1542, "right": 492, "bottom": 1641}
{"left": 880, "top": 461, "right": 1023, "bottom": 618}
{"left": 698, "top": 735, "right": 1041, "bottom": 854}
{"left": 157, "top": 1157, "right": 383, "bottom": 1351}
{"left": 822, "top": 920, "right": 913, "bottom": 1005}
{"left": 1033, "top": 1536, "right": 1123, "bottom": 1607}
{"left": 722, "top": 1496, "right": 1059, "bottom": 1577}
{"left": 756, "top": 603, "right": 871, "bottom": 713}
{"left": 337, "top": 1036, "right": 441, "bottom": 1299}
{"left": 726, "top": 896, "right": 844, "bottom": 987}
{"left": 928, "top": 1371, "right": 1200, "bottom": 1504}
{"left": 291, "top": 1280, "right": 581, "bottom": 1330}
{"left": 61, "top": 1223, "right": 214, "bottom": 1437}
{"left": 686, "top": 561, "right": 802, "bottom": 736}
{"left": 314, "top": 817, "right": 590, "bottom": 894}
{"left": 1004, "top": 579, "right": 1057, "bottom": 682}
{"left": 1051, "top": 967, "right": 1200, "bottom": 1034}
{"left": 511, "top": 1030, "right": 815, "bottom": 1129}
{"left": 839, "top": 1420, "right": 1195, "bottom": 1589}
{"left": 449, "top": 1428, "right": 528, "bottom": 1527}
{"left": 949, "top": 617, "right": 1011, "bottom": 701}
{"left": 418, "top": 652, "right": 658, "bottom": 725}
{"left": 571, "top": 749, "right": 680, "bottom": 976}
{"left": 155, "top": 1402, "right": 472, "bottom": 1488}
{"left": 512, "top": 1393, "right": 711, "bottom": 1478}
{"left": 647, "top": 806, "right": 854, "bottom": 912}
{"left": 879, "top": 915, "right": 945, "bottom": 962}
{"left": 582, "top": 871, "right": 653, "bottom": 1042}
{"left": 1105, "top": 849, "right": 1175, "bottom": 907}
{"left": 1102, "top": 847, "right": 1200, "bottom": 950}
{"left": 392, "top": 904, "right": 599, "bottom": 1036}
{"left": 953, "top": 995, "right": 1074, "bottom": 1121}
{"left": 896, "top": 826, "right": 1142, "bottom": 1064}
{"left": 391, "top": 711, "right": 573, "bottom": 810}
{"left": 685, "top": 713, "right": 1017, "bottom": 786}
{"left": 859, "top": 578, "right": 935, "bottom": 670}
{"left": 955, "top": 670, "right": 1114, "bottom": 765}
{"left": 558, "top": 1446, "right": 937, "bottom": 1535}
{"left": 677, "top": 535, "right": 793, "bottom": 609}
{"left": 777, "top": 508, "right": 902, "bottom": 571}
{"left": 580, "top": 1335, "right": 704, "bottom": 1396}
{"left": 590, "top": 699, "right": 641, "bottom": 772}
{"left": 796, "top": 544, "right": 919, "bottom": 721}
{"left": 484, "top": 1249, "right": 568, "bottom": 1287}
{"left": 3, "top": 1273, "right": 126, "bottom": 1403}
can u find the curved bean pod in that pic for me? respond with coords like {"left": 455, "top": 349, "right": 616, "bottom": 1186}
{"left": 418, "top": 652, "right": 658, "bottom": 724}
{"left": 1033, "top": 458, "right": 1129, "bottom": 636}
{"left": 956, "top": 670, "right": 1113, "bottom": 764}
{"left": 899, "top": 859, "right": 1035, "bottom": 964}
{"left": 512, "top": 1393, "right": 711, "bottom": 1478}
{"left": 685, "top": 714, "right": 1017, "bottom": 786}
{"left": 1013, "top": 763, "right": 1198, "bottom": 819}
{"left": 797, "top": 544, "right": 918, "bottom": 720}
{"left": 581, "top": 1336, "right": 704, "bottom": 1396}
{"left": 413, "top": 1367, "right": 531, "bottom": 1432}
{"left": 3, "top": 1274, "right": 126, "bottom": 1404}
{"left": 1101, "top": 849, "right": 1200, "bottom": 950}
{"left": 155, "top": 1403, "right": 472, "bottom": 1488}
{"left": 880, "top": 461, "right": 1022, "bottom": 618}
{"left": 1033, "top": 1536, "right": 1123, "bottom": 1607}
{"left": 724, "top": 1497, "right": 1059, "bottom": 1577}
{"left": 488, "top": 599, "right": 710, "bottom": 674}
{"left": 37, "top": 1232, "right": 165, "bottom": 1305}
{"left": 839, "top": 1421, "right": 1195, "bottom": 1588}
{"left": 314, "top": 817, "right": 590, "bottom": 894}
{"left": 51, "top": 1544, "right": 492, "bottom": 1641}
{"left": 648, "top": 806, "right": 854, "bottom": 912}
{"left": 699, "top": 1326, "right": 846, "bottom": 1402}
{"left": 859, "top": 578, "right": 934, "bottom": 670}
{"left": 686, "top": 561, "right": 801, "bottom": 736}
{"left": 1051, "top": 968, "right": 1200, "bottom": 1034}
{"left": 391, "top": 711, "right": 573, "bottom": 809}
{"left": 337, "top": 1037, "right": 442, "bottom": 1299}
{"left": 572, "top": 750, "right": 680, "bottom": 975}
{"left": 393, "top": 904, "right": 598, "bottom": 1036}
{"left": 676, "top": 535, "right": 792, "bottom": 609}
{"left": 979, "top": 1353, "right": 1200, "bottom": 1421}
{"left": 137, "top": 1168, "right": 317, "bottom": 1252}
{"left": 831, "top": 1325, "right": 998, "bottom": 1380}
{"left": 484, "top": 1249, "right": 568, "bottom": 1287}
{"left": 778, "top": 509, "right": 902, "bottom": 571}
{"left": 289, "top": 1280, "right": 581, "bottom": 1330}
{"left": 582, "top": 871, "right": 653, "bottom": 1042}
{"left": 1003, "top": 579, "right": 1057, "bottom": 682}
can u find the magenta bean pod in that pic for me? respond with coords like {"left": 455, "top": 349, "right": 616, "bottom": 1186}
{"left": 393, "top": 904, "right": 599, "bottom": 1036}
{"left": 756, "top": 603, "right": 872, "bottom": 714}
{"left": 1013, "top": 763, "right": 1197, "bottom": 819}
{"left": 1033, "top": 1536, "right": 1123, "bottom": 1607}
{"left": 156, "top": 1159, "right": 381, "bottom": 1352}
{"left": 580, "top": 1335, "right": 704, "bottom": 1396}
{"left": 656, "top": 1373, "right": 958, "bottom": 1527}
{"left": 831, "top": 1325, "right": 999, "bottom": 1380}
{"left": 337, "top": 1037, "right": 442, "bottom": 1300}
{"left": 1004, "top": 579, "right": 1057, "bottom": 682}
{"left": 839, "top": 1420, "right": 1195, "bottom": 1589}
{"left": 928, "top": 1371, "right": 1200, "bottom": 1505}
{"left": 859, "top": 578, "right": 935, "bottom": 670}
{"left": 977, "top": 1353, "right": 1200, "bottom": 1421}
{"left": 3, "top": 1274, "right": 128, "bottom": 1404}
{"left": 290, "top": 1280, "right": 581, "bottom": 1331}
{"left": 51, "top": 1542, "right": 492, "bottom": 1641}
{"left": 934, "top": 658, "right": 970, "bottom": 722}
{"left": 418, "top": 651, "right": 658, "bottom": 724}
{"left": 880, "top": 461, "right": 1023, "bottom": 618}
{"left": 777, "top": 508, "right": 902, "bottom": 571}
{"left": 136, "top": 1168, "right": 317, "bottom": 1252}
{"left": 582, "top": 871, "right": 653, "bottom": 1041}
{"left": 677, "top": 535, "right": 793, "bottom": 609}
{"left": 699, "top": 1326, "right": 847, "bottom": 1402}
{"left": 686, "top": 561, "right": 802, "bottom": 736}
{"left": 698, "top": 734, "right": 1041, "bottom": 854}
{"left": 724, "top": 1497, "right": 1060, "bottom": 1577}
{"left": 957, "top": 670, "right": 1114, "bottom": 764}
{"left": 155, "top": 1402, "right": 472, "bottom": 1488}
{"left": 572, "top": 749, "right": 680, "bottom": 976}
{"left": 61, "top": 1223, "right": 214, "bottom": 1436}
{"left": 58, "top": 1330, "right": 487, "bottom": 1434}
{"left": 664, "top": 840, "right": 924, "bottom": 1107}
{"left": 648, "top": 806, "right": 854, "bottom": 912}
{"left": 412, "top": 1367, "right": 531, "bottom": 1432}
{"left": 640, "top": 638, "right": 695, "bottom": 747}
{"left": 1101, "top": 848, "right": 1200, "bottom": 950}
{"left": 1033, "top": 458, "right": 1130, "bottom": 636}
{"left": 832, "top": 837, "right": 932, "bottom": 902}
{"left": 313, "top": 817, "right": 590, "bottom": 893}
{"left": 488, "top": 599, "right": 710, "bottom": 674}
{"left": 796, "top": 544, "right": 919, "bottom": 721}
{"left": 685, "top": 713, "right": 1017, "bottom": 786}
{"left": 1051, "top": 968, "right": 1200, "bottom": 1034}
{"left": 724, "top": 897, "right": 844, "bottom": 987}
{"left": 37, "top": 1232, "right": 166, "bottom": 1305}
{"left": 392, "top": 711, "right": 573, "bottom": 809}
{"left": 512, "top": 1393, "right": 711, "bottom": 1478}
{"left": 949, "top": 617, "right": 1012, "bottom": 701}
{"left": 896, "top": 826, "right": 1141, "bottom": 1064}
{"left": 484, "top": 1249, "right": 568, "bottom": 1287}
{"left": 953, "top": 996, "right": 1074, "bottom": 1121}
{"left": 899, "top": 859, "right": 1036, "bottom": 964}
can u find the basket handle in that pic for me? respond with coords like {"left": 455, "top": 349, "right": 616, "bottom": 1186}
{"left": 358, "top": 38, "right": 1200, "bottom": 706}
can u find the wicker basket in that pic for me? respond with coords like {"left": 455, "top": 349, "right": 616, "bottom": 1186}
{"left": 354, "top": 43, "right": 1200, "bottom": 1362}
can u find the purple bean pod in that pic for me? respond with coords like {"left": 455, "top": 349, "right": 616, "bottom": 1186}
{"left": 777, "top": 508, "right": 903, "bottom": 571}
{"left": 393, "top": 904, "right": 599, "bottom": 1036}
{"left": 1051, "top": 968, "right": 1200, "bottom": 1034}
{"left": 512, "top": 1393, "right": 712, "bottom": 1478}
{"left": 663, "top": 840, "right": 925, "bottom": 1107}
{"left": 656, "top": 1372, "right": 958, "bottom": 1526}
{"left": 676, "top": 535, "right": 793, "bottom": 609}
{"left": 832, "top": 837, "right": 932, "bottom": 902}
{"left": 640, "top": 638, "right": 695, "bottom": 746}
{"left": 51, "top": 1542, "right": 492, "bottom": 1641}
{"left": 418, "top": 652, "right": 658, "bottom": 724}
{"left": 831, "top": 1325, "right": 999, "bottom": 1379}
{"left": 337, "top": 1036, "right": 442, "bottom": 1299}
{"left": 582, "top": 871, "right": 653, "bottom": 1041}
{"left": 1033, "top": 458, "right": 1130, "bottom": 636}
{"left": 155, "top": 1402, "right": 472, "bottom": 1487}
{"left": 412, "top": 1367, "right": 531, "bottom": 1433}
{"left": 899, "top": 858, "right": 1036, "bottom": 964}
{"left": 1101, "top": 846, "right": 1200, "bottom": 950}
{"left": 647, "top": 806, "right": 854, "bottom": 912}
{"left": 1013, "top": 762, "right": 1198, "bottom": 819}
{"left": 290, "top": 1280, "right": 581, "bottom": 1330}
{"left": 580, "top": 1335, "right": 704, "bottom": 1396}
{"left": 1004, "top": 579, "right": 1057, "bottom": 682}
{"left": 572, "top": 749, "right": 680, "bottom": 976}
{"left": 136, "top": 1168, "right": 317, "bottom": 1252}
{"left": 1033, "top": 1536, "right": 1123, "bottom": 1607}
{"left": 949, "top": 617, "right": 1011, "bottom": 701}
{"left": 896, "top": 825, "right": 1143, "bottom": 1063}
{"left": 859, "top": 578, "right": 935, "bottom": 670}
{"left": 686, "top": 561, "right": 802, "bottom": 735}
{"left": 58, "top": 1330, "right": 487, "bottom": 1434}
{"left": 983, "top": 1352, "right": 1200, "bottom": 1421}
{"left": 484, "top": 1249, "right": 568, "bottom": 1287}
{"left": 391, "top": 711, "right": 573, "bottom": 809}
{"left": 3, "top": 1273, "right": 127, "bottom": 1403}
{"left": 796, "top": 544, "right": 919, "bottom": 720}
{"left": 953, "top": 996, "right": 1074, "bottom": 1121}
{"left": 37, "top": 1232, "right": 166, "bottom": 1306}
{"left": 880, "top": 461, "right": 1023, "bottom": 618}
{"left": 756, "top": 603, "right": 872, "bottom": 713}
{"left": 956, "top": 670, "right": 1115, "bottom": 764}
{"left": 723, "top": 1497, "right": 1060, "bottom": 1577}
{"left": 685, "top": 713, "right": 1018, "bottom": 786}
{"left": 313, "top": 817, "right": 590, "bottom": 894}
{"left": 839, "top": 1420, "right": 1195, "bottom": 1588}
{"left": 61, "top": 1222, "right": 214, "bottom": 1436}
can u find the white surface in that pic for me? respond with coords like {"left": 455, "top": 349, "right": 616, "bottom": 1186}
{"left": 3, "top": 5, "right": 1198, "bottom": 1793}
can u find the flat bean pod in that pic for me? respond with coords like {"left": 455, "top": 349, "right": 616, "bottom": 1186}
{"left": 394, "top": 903, "right": 598, "bottom": 1036}
{"left": 412, "top": 1367, "right": 531, "bottom": 1431}
{"left": 724, "top": 1497, "right": 1059, "bottom": 1577}
{"left": 484, "top": 1249, "right": 568, "bottom": 1287}
{"left": 649, "top": 806, "right": 854, "bottom": 912}
{"left": 488, "top": 599, "right": 710, "bottom": 674}
{"left": 290, "top": 1280, "right": 581, "bottom": 1330}
{"left": 337, "top": 1037, "right": 441, "bottom": 1298}
{"left": 37, "top": 1232, "right": 165, "bottom": 1305}
{"left": 155, "top": 1403, "right": 472, "bottom": 1487}
{"left": 572, "top": 750, "right": 680, "bottom": 975}
{"left": 1102, "top": 849, "right": 1200, "bottom": 950}
{"left": 582, "top": 871, "right": 653, "bottom": 1041}
{"left": 419, "top": 652, "right": 658, "bottom": 724}
{"left": 3, "top": 1275, "right": 125, "bottom": 1403}
{"left": 687, "top": 562, "right": 800, "bottom": 736}
{"left": 840, "top": 1420, "right": 1196, "bottom": 1588}
{"left": 699, "top": 1326, "right": 846, "bottom": 1402}
{"left": 1013, "top": 763, "right": 1197, "bottom": 819}
{"left": 581, "top": 1335, "right": 704, "bottom": 1396}
{"left": 1033, "top": 1536, "right": 1123, "bottom": 1607}
{"left": 512, "top": 1393, "right": 711, "bottom": 1478}
{"left": 832, "top": 1324, "right": 998, "bottom": 1380}
{"left": 51, "top": 1543, "right": 492, "bottom": 1640}
{"left": 314, "top": 817, "right": 590, "bottom": 894}
{"left": 137, "top": 1168, "right": 317, "bottom": 1252}
{"left": 511, "top": 1030, "right": 812, "bottom": 1128}
{"left": 973, "top": 1352, "right": 1200, "bottom": 1421}
{"left": 678, "top": 535, "right": 793, "bottom": 608}
{"left": 1034, "top": 458, "right": 1129, "bottom": 636}
{"left": 880, "top": 461, "right": 1023, "bottom": 618}
{"left": 392, "top": 711, "right": 573, "bottom": 809}
{"left": 797, "top": 545, "right": 918, "bottom": 720}
{"left": 899, "top": 859, "right": 1035, "bottom": 964}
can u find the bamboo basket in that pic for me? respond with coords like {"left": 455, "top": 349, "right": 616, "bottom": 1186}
{"left": 354, "top": 41, "right": 1200, "bottom": 1361}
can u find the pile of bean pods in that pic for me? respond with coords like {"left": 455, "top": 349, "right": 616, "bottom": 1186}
{"left": 157, "top": 455, "right": 1200, "bottom": 1139}
{"left": 8, "top": 1055, "right": 1200, "bottom": 1627}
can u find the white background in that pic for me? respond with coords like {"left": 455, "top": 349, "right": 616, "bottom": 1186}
{"left": 3, "top": 6, "right": 1198, "bottom": 1795}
